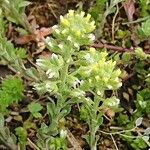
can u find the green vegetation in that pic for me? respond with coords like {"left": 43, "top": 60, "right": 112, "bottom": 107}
{"left": 0, "top": 0, "right": 150, "bottom": 149}
{"left": 0, "top": 76, "right": 24, "bottom": 114}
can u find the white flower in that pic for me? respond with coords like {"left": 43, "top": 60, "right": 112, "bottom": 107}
{"left": 84, "top": 54, "right": 94, "bottom": 64}
{"left": 55, "top": 29, "right": 60, "bottom": 34}
{"left": 68, "top": 10, "right": 74, "bottom": 17}
{"left": 95, "top": 75, "right": 100, "bottom": 81}
{"left": 46, "top": 69, "right": 56, "bottom": 78}
{"left": 107, "top": 98, "right": 120, "bottom": 107}
{"left": 71, "top": 90, "right": 85, "bottom": 97}
{"left": 117, "top": 82, "right": 122, "bottom": 88}
{"left": 66, "top": 58, "right": 71, "bottom": 63}
{"left": 45, "top": 82, "right": 52, "bottom": 92}
{"left": 90, "top": 21, "right": 95, "bottom": 27}
{"left": 88, "top": 79, "right": 92, "bottom": 84}
{"left": 61, "top": 29, "right": 67, "bottom": 34}
{"left": 85, "top": 97, "right": 94, "bottom": 105}
{"left": 33, "top": 83, "right": 42, "bottom": 91}
{"left": 88, "top": 34, "right": 95, "bottom": 41}
{"left": 74, "top": 43, "right": 79, "bottom": 48}
{"left": 114, "top": 77, "right": 119, "bottom": 82}
{"left": 60, "top": 15, "right": 64, "bottom": 22}
{"left": 60, "top": 129, "right": 67, "bottom": 138}
{"left": 86, "top": 14, "right": 91, "bottom": 21}
{"left": 73, "top": 79, "right": 81, "bottom": 88}
{"left": 97, "top": 90, "right": 102, "bottom": 96}
{"left": 52, "top": 25, "right": 58, "bottom": 30}
{"left": 107, "top": 85, "right": 113, "bottom": 89}
{"left": 80, "top": 80, "right": 84, "bottom": 85}
{"left": 84, "top": 53, "right": 91, "bottom": 60}
{"left": 80, "top": 11, "right": 85, "bottom": 17}
{"left": 115, "top": 98, "right": 120, "bottom": 105}
{"left": 67, "top": 36, "right": 72, "bottom": 41}
{"left": 58, "top": 44, "right": 63, "bottom": 49}
{"left": 45, "top": 37, "right": 53, "bottom": 47}
{"left": 36, "top": 59, "right": 45, "bottom": 67}
{"left": 51, "top": 53, "right": 59, "bottom": 59}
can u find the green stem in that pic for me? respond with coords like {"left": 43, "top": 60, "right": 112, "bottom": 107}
{"left": 50, "top": 59, "right": 70, "bottom": 132}
{"left": 89, "top": 94, "right": 104, "bottom": 150}
{"left": 60, "top": 62, "right": 69, "bottom": 91}
{"left": 89, "top": 126, "right": 97, "bottom": 150}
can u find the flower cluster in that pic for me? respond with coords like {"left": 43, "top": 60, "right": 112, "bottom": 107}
{"left": 77, "top": 48, "right": 122, "bottom": 95}
{"left": 45, "top": 10, "right": 96, "bottom": 57}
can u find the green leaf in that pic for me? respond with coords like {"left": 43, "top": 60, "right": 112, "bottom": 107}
{"left": 135, "top": 117, "right": 143, "bottom": 127}
{"left": 138, "top": 19, "right": 150, "bottom": 39}
{"left": 16, "top": 48, "right": 27, "bottom": 59}
{"left": 18, "top": 1, "right": 31, "bottom": 8}
{"left": 0, "top": 113, "right": 4, "bottom": 128}
{"left": 32, "top": 112, "right": 42, "bottom": 118}
{"left": 1, "top": 76, "right": 24, "bottom": 103}
{"left": 135, "top": 47, "right": 148, "bottom": 60}
{"left": 47, "top": 102, "right": 56, "bottom": 120}
{"left": 15, "top": 127, "right": 27, "bottom": 149}
{"left": 0, "top": 76, "right": 24, "bottom": 114}
{"left": 58, "top": 105, "right": 71, "bottom": 119}
{"left": 97, "top": 113, "right": 103, "bottom": 126}
{"left": 122, "top": 52, "right": 131, "bottom": 62}
{"left": 144, "top": 127, "right": 150, "bottom": 135}
{"left": 28, "top": 102, "right": 43, "bottom": 118}
{"left": 142, "top": 136, "right": 149, "bottom": 142}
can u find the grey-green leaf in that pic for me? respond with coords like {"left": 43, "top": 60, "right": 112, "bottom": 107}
{"left": 135, "top": 117, "right": 143, "bottom": 127}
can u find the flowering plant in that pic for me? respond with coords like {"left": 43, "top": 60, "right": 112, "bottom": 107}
{"left": 27, "top": 10, "right": 122, "bottom": 149}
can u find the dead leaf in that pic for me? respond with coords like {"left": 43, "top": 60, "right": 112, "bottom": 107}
{"left": 123, "top": 92, "right": 130, "bottom": 101}
{"left": 66, "top": 128, "right": 82, "bottom": 150}
{"left": 15, "top": 27, "right": 53, "bottom": 45}
{"left": 105, "top": 109, "right": 115, "bottom": 118}
{"left": 123, "top": 0, "right": 135, "bottom": 22}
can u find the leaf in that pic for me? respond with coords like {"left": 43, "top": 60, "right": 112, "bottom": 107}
{"left": 28, "top": 102, "right": 43, "bottom": 118}
{"left": 15, "top": 27, "right": 52, "bottom": 45}
{"left": 0, "top": 76, "right": 24, "bottom": 113}
{"left": 15, "top": 127, "right": 27, "bottom": 146}
{"left": 47, "top": 102, "right": 56, "bottom": 120}
{"left": 122, "top": 52, "right": 131, "bottom": 62}
{"left": 142, "top": 136, "right": 149, "bottom": 142}
{"left": 135, "top": 47, "right": 147, "bottom": 60}
{"left": 123, "top": 0, "right": 135, "bottom": 21}
{"left": 123, "top": 92, "right": 130, "bottom": 101}
{"left": 58, "top": 105, "right": 71, "bottom": 119}
{"left": 0, "top": 113, "right": 4, "bottom": 128}
{"left": 144, "top": 127, "right": 150, "bottom": 135}
{"left": 97, "top": 114, "right": 103, "bottom": 126}
{"left": 18, "top": 1, "right": 31, "bottom": 8}
{"left": 135, "top": 117, "right": 143, "bottom": 127}
{"left": 25, "top": 68, "right": 39, "bottom": 81}
{"left": 33, "top": 112, "right": 42, "bottom": 118}
{"left": 16, "top": 48, "right": 27, "bottom": 59}
{"left": 142, "top": 19, "right": 150, "bottom": 36}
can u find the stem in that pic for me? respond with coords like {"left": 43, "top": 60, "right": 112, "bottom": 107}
{"left": 110, "top": 134, "right": 119, "bottom": 150}
{"left": 60, "top": 62, "right": 69, "bottom": 91}
{"left": 122, "top": 16, "right": 150, "bottom": 25}
{"left": 89, "top": 95, "right": 103, "bottom": 150}
{"left": 99, "top": 127, "right": 136, "bottom": 135}
{"left": 90, "top": 130, "right": 97, "bottom": 150}
{"left": 27, "top": 138, "right": 40, "bottom": 150}
{"left": 49, "top": 58, "right": 70, "bottom": 132}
